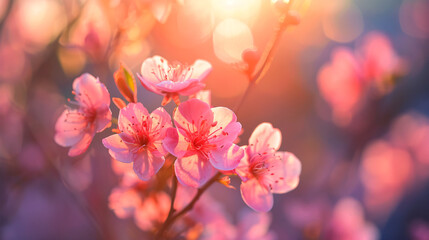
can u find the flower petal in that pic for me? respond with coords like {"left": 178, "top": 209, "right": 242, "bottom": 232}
{"left": 174, "top": 154, "right": 217, "bottom": 188}
{"left": 54, "top": 109, "right": 87, "bottom": 147}
{"left": 189, "top": 59, "right": 212, "bottom": 81}
{"left": 73, "top": 73, "right": 110, "bottom": 109}
{"left": 248, "top": 123, "right": 282, "bottom": 157}
{"left": 264, "top": 152, "right": 301, "bottom": 194}
{"left": 102, "top": 134, "right": 133, "bottom": 163}
{"left": 240, "top": 178, "right": 273, "bottom": 212}
{"left": 118, "top": 102, "right": 149, "bottom": 135}
{"left": 235, "top": 148, "right": 252, "bottom": 181}
{"left": 209, "top": 107, "right": 241, "bottom": 144}
{"left": 94, "top": 107, "right": 112, "bottom": 132}
{"left": 210, "top": 143, "right": 243, "bottom": 171}
{"left": 174, "top": 99, "right": 213, "bottom": 135}
{"left": 163, "top": 127, "right": 190, "bottom": 158}
{"left": 140, "top": 56, "right": 170, "bottom": 94}
{"left": 68, "top": 131, "right": 94, "bottom": 157}
{"left": 133, "top": 151, "right": 165, "bottom": 181}
{"left": 176, "top": 81, "right": 206, "bottom": 96}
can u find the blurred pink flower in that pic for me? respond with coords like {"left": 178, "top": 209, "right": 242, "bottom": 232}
{"left": 327, "top": 198, "right": 378, "bottom": 240}
{"left": 410, "top": 220, "right": 429, "bottom": 240}
{"left": 360, "top": 139, "right": 413, "bottom": 217}
{"left": 317, "top": 48, "right": 363, "bottom": 125}
{"left": 236, "top": 123, "right": 301, "bottom": 212}
{"left": 134, "top": 192, "right": 171, "bottom": 231}
{"left": 317, "top": 32, "right": 405, "bottom": 126}
{"left": 55, "top": 73, "right": 112, "bottom": 156}
{"left": 164, "top": 99, "right": 243, "bottom": 187}
{"left": 359, "top": 32, "right": 406, "bottom": 85}
{"left": 103, "top": 102, "right": 172, "bottom": 180}
{"left": 139, "top": 56, "right": 212, "bottom": 105}
{"left": 236, "top": 210, "right": 276, "bottom": 240}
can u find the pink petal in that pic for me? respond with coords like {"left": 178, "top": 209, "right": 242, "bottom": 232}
{"left": 210, "top": 143, "right": 243, "bottom": 171}
{"left": 138, "top": 74, "right": 163, "bottom": 95}
{"left": 189, "top": 59, "right": 212, "bottom": 81}
{"left": 72, "top": 73, "right": 110, "bottom": 109}
{"left": 174, "top": 154, "right": 217, "bottom": 188}
{"left": 102, "top": 134, "right": 133, "bottom": 163}
{"left": 174, "top": 99, "right": 213, "bottom": 135}
{"left": 248, "top": 123, "right": 282, "bottom": 157}
{"left": 118, "top": 102, "right": 149, "bottom": 135}
{"left": 163, "top": 127, "right": 190, "bottom": 158}
{"left": 94, "top": 107, "right": 112, "bottom": 132}
{"left": 150, "top": 107, "right": 172, "bottom": 155}
{"left": 177, "top": 82, "right": 206, "bottom": 96}
{"left": 189, "top": 90, "right": 211, "bottom": 106}
{"left": 240, "top": 178, "right": 273, "bottom": 212}
{"left": 265, "top": 152, "right": 301, "bottom": 194}
{"left": 133, "top": 151, "right": 165, "bottom": 181}
{"left": 235, "top": 149, "right": 252, "bottom": 181}
{"left": 139, "top": 56, "right": 170, "bottom": 94}
{"left": 209, "top": 107, "right": 241, "bottom": 144}
{"left": 155, "top": 79, "right": 197, "bottom": 93}
{"left": 68, "top": 132, "right": 94, "bottom": 157}
{"left": 54, "top": 109, "right": 87, "bottom": 147}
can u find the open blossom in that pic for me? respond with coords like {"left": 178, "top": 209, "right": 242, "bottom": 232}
{"left": 236, "top": 123, "right": 301, "bottom": 212}
{"left": 102, "top": 102, "right": 172, "bottom": 180}
{"left": 55, "top": 73, "right": 112, "bottom": 156}
{"left": 164, "top": 99, "right": 243, "bottom": 187}
{"left": 139, "top": 56, "right": 212, "bottom": 105}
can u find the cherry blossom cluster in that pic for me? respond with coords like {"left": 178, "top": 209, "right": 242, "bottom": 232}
{"left": 54, "top": 55, "right": 301, "bottom": 237}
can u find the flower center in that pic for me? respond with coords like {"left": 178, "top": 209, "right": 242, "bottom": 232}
{"left": 152, "top": 61, "right": 193, "bottom": 83}
{"left": 251, "top": 161, "right": 268, "bottom": 177}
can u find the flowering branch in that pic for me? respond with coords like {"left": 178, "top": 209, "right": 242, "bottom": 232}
{"left": 235, "top": 0, "right": 299, "bottom": 112}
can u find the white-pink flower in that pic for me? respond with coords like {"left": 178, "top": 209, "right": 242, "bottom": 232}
{"left": 55, "top": 73, "right": 112, "bottom": 157}
{"left": 164, "top": 99, "right": 243, "bottom": 187}
{"left": 236, "top": 123, "right": 301, "bottom": 212}
{"left": 139, "top": 56, "right": 212, "bottom": 105}
{"left": 102, "top": 102, "right": 172, "bottom": 180}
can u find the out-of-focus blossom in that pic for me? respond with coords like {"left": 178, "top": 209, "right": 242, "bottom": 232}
{"left": 317, "top": 32, "right": 406, "bottom": 126}
{"left": 389, "top": 112, "right": 429, "bottom": 167}
{"left": 103, "top": 102, "right": 172, "bottom": 180}
{"left": 134, "top": 192, "right": 171, "bottom": 231}
{"left": 410, "top": 220, "right": 429, "bottom": 240}
{"left": 55, "top": 73, "right": 112, "bottom": 156}
{"left": 358, "top": 32, "right": 406, "bottom": 89}
{"left": 360, "top": 140, "right": 413, "bottom": 217}
{"left": 236, "top": 123, "right": 301, "bottom": 212}
{"left": 236, "top": 209, "right": 276, "bottom": 240}
{"left": 326, "top": 198, "right": 378, "bottom": 240}
{"left": 317, "top": 48, "right": 363, "bottom": 125}
{"left": 139, "top": 56, "right": 212, "bottom": 105}
{"left": 164, "top": 99, "right": 243, "bottom": 187}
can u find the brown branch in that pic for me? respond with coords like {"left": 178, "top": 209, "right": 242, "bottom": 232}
{"left": 155, "top": 172, "right": 222, "bottom": 240}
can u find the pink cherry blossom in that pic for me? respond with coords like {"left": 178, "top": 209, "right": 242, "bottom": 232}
{"left": 55, "top": 73, "right": 112, "bottom": 157}
{"left": 236, "top": 123, "right": 301, "bottom": 212}
{"left": 164, "top": 99, "right": 243, "bottom": 187}
{"left": 139, "top": 56, "right": 212, "bottom": 105}
{"left": 102, "top": 102, "right": 172, "bottom": 180}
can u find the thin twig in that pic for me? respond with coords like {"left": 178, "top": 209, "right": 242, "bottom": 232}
{"left": 234, "top": 1, "right": 296, "bottom": 112}
{"left": 155, "top": 172, "right": 222, "bottom": 240}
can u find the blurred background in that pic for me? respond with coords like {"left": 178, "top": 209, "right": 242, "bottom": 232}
{"left": 0, "top": 0, "right": 429, "bottom": 239}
